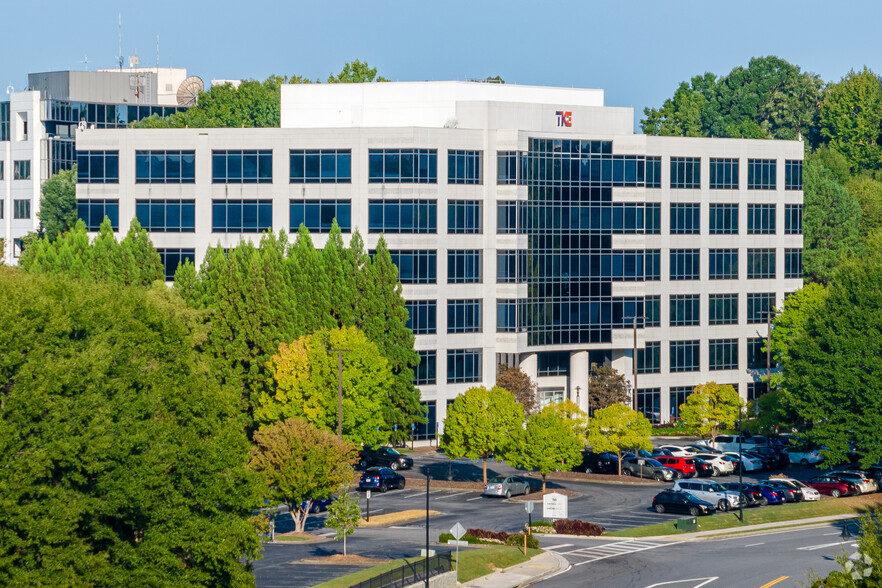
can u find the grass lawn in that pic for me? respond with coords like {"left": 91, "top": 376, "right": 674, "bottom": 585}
{"left": 607, "top": 494, "right": 882, "bottom": 538}
{"left": 314, "top": 546, "right": 542, "bottom": 587}
{"left": 273, "top": 534, "right": 311, "bottom": 542}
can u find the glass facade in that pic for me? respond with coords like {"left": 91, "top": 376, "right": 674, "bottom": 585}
{"left": 406, "top": 300, "right": 436, "bottom": 334}
{"left": 136, "top": 199, "right": 195, "bottom": 232}
{"left": 497, "top": 151, "right": 526, "bottom": 185}
{"left": 212, "top": 150, "right": 272, "bottom": 183}
{"left": 448, "top": 200, "right": 482, "bottom": 234}
{"left": 77, "top": 199, "right": 119, "bottom": 231}
{"left": 447, "top": 349, "right": 482, "bottom": 383}
{"left": 497, "top": 250, "right": 527, "bottom": 283}
{"left": 448, "top": 250, "right": 482, "bottom": 283}
{"left": 157, "top": 248, "right": 195, "bottom": 281}
{"left": 524, "top": 139, "right": 661, "bottom": 346}
{"left": 748, "top": 159, "right": 776, "bottom": 190}
{"left": 447, "top": 299, "right": 482, "bottom": 333}
{"left": 76, "top": 150, "right": 119, "bottom": 183}
{"left": 670, "top": 157, "right": 700, "bottom": 189}
{"left": 709, "top": 339, "right": 738, "bottom": 370}
{"left": 289, "top": 149, "right": 351, "bottom": 183}
{"left": 448, "top": 150, "right": 482, "bottom": 184}
{"left": 497, "top": 299, "right": 525, "bottom": 333}
{"left": 290, "top": 200, "right": 351, "bottom": 232}
{"left": 747, "top": 204, "right": 776, "bottom": 234}
{"left": 369, "top": 149, "right": 437, "bottom": 183}
{"left": 709, "top": 293, "right": 738, "bottom": 325}
{"left": 785, "top": 160, "right": 803, "bottom": 190}
{"left": 414, "top": 351, "right": 436, "bottom": 386}
{"left": 135, "top": 150, "right": 195, "bottom": 183}
{"left": 709, "top": 158, "right": 739, "bottom": 189}
{"left": 708, "top": 249, "right": 738, "bottom": 280}
{"left": 538, "top": 351, "right": 569, "bottom": 376}
{"left": 389, "top": 250, "right": 436, "bottom": 284}
{"left": 211, "top": 199, "right": 272, "bottom": 233}
{"left": 670, "top": 203, "right": 700, "bottom": 234}
{"left": 368, "top": 199, "right": 436, "bottom": 233}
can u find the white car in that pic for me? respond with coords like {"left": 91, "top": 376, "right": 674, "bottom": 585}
{"left": 672, "top": 479, "right": 742, "bottom": 511}
{"left": 722, "top": 451, "right": 763, "bottom": 472}
{"left": 789, "top": 448, "right": 824, "bottom": 466}
{"left": 693, "top": 453, "right": 735, "bottom": 476}
{"left": 656, "top": 445, "right": 695, "bottom": 457}
{"left": 830, "top": 471, "right": 878, "bottom": 495}
{"left": 772, "top": 477, "right": 821, "bottom": 501}
{"left": 712, "top": 435, "right": 762, "bottom": 453}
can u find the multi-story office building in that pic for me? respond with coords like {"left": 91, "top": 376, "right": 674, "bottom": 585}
{"left": 1, "top": 67, "right": 190, "bottom": 263}
{"left": 74, "top": 81, "right": 804, "bottom": 436}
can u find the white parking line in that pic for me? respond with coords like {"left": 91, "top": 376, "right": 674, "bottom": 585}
{"left": 797, "top": 541, "right": 857, "bottom": 551}
{"left": 743, "top": 542, "right": 764, "bottom": 547}
{"left": 466, "top": 496, "right": 484, "bottom": 501}
{"left": 543, "top": 543, "right": 574, "bottom": 551}
{"left": 435, "top": 491, "right": 473, "bottom": 500}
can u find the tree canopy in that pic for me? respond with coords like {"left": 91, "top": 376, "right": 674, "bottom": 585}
{"left": 496, "top": 364, "right": 539, "bottom": 415}
{"left": 587, "top": 363, "right": 630, "bottom": 411}
{"left": 505, "top": 402, "right": 584, "bottom": 492}
{"left": 819, "top": 68, "right": 882, "bottom": 172}
{"left": 38, "top": 166, "right": 77, "bottom": 242}
{"left": 678, "top": 382, "right": 742, "bottom": 442}
{"left": 586, "top": 404, "right": 652, "bottom": 476}
{"left": 441, "top": 386, "right": 524, "bottom": 484}
{"left": 0, "top": 270, "right": 260, "bottom": 586}
{"left": 248, "top": 417, "right": 356, "bottom": 533}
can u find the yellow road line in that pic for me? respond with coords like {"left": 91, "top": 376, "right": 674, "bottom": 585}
{"left": 758, "top": 576, "right": 789, "bottom": 588}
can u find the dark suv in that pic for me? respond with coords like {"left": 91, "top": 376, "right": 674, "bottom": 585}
{"left": 358, "top": 446, "right": 414, "bottom": 470}
{"left": 576, "top": 450, "right": 617, "bottom": 474}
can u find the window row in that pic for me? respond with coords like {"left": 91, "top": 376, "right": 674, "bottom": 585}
{"left": 672, "top": 248, "right": 802, "bottom": 280}
{"left": 670, "top": 203, "right": 801, "bottom": 235}
{"left": 638, "top": 337, "right": 773, "bottom": 373}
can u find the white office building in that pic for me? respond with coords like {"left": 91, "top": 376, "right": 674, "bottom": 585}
{"left": 73, "top": 81, "right": 804, "bottom": 436}
{"left": 1, "top": 67, "right": 192, "bottom": 262}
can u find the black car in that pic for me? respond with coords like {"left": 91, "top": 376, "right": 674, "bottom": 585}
{"left": 692, "top": 458, "right": 715, "bottom": 478}
{"left": 577, "top": 450, "right": 617, "bottom": 474}
{"left": 652, "top": 490, "right": 715, "bottom": 516}
{"left": 764, "top": 479, "right": 805, "bottom": 503}
{"left": 750, "top": 446, "right": 789, "bottom": 469}
{"left": 358, "top": 445, "right": 414, "bottom": 471}
{"left": 722, "top": 482, "right": 763, "bottom": 507}
{"left": 359, "top": 467, "right": 406, "bottom": 492}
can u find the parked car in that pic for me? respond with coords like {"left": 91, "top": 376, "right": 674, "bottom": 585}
{"left": 577, "top": 450, "right": 618, "bottom": 474}
{"left": 687, "top": 443, "right": 721, "bottom": 454}
{"left": 749, "top": 446, "right": 790, "bottom": 469}
{"left": 770, "top": 477, "right": 821, "bottom": 501}
{"left": 483, "top": 475, "right": 532, "bottom": 498}
{"left": 692, "top": 458, "right": 715, "bottom": 478}
{"left": 621, "top": 457, "right": 676, "bottom": 481}
{"left": 806, "top": 475, "right": 858, "bottom": 498}
{"left": 652, "top": 490, "right": 715, "bottom": 516}
{"left": 712, "top": 435, "right": 763, "bottom": 453}
{"left": 863, "top": 466, "right": 882, "bottom": 485}
{"left": 656, "top": 445, "right": 695, "bottom": 457}
{"left": 671, "top": 479, "right": 742, "bottom": 511}
{"left": 656, "top": 456, "right": 697, "bottom": 479}
{"left": 301, "top": 496, "right": 336, "bottom": 513}
{"left": 721, "top": 482, "right": 764, "bottom": 507}
{"left": 722, "top": 452, "right": 763, "bottom": 472}
{"left": 828, "top": 471, "right": 878, "bottom": 495}
{"left": 743, "top": 451, "right": 776, "bottom": 471}
{"left": 693, "top": 453, "right": 735, "bottom": 476}
{"left": 359, "top": 467, "right": 406, "bottom": 492}
{"left": 788, "top": 447, "right": 824, "bottom": 466}
{"left": 358, "top": 445, "right": 414, "bottom": 470}
{"left": 764, "top": 479, "right": 805, "bottom": 503}
{"left": 651, "top": 448, "right": 675, "bottom": 458}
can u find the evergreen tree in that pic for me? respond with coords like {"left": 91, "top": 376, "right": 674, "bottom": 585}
{"left": 346, "top": 229, "right": 372, "bottom": 324}
{"left": 90, "top": 217, "right": 123, "bottom": 283}
{"left": 38, "top": 166, "right": 78, "bottom": 242}
{"left": 119, "top": 218, "right": 164, "bottom": 286}
{"left": 54, "top": 220, "right": 91, "bottom": 280}
{"left": 323, "top": 221, "right": 355, "bottom": 327}
{"left": 288, "top": 225, "right": 333, "bottom": 332}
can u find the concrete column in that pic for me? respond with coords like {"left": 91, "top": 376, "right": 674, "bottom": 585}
{"left": 519, "top": 352, "right": 538, "bottom": 382}
{"left": 569, "top": 351, "right": 590, "bottom": 413}
{"left": 610, "top": 350, "right": 635, "bottom": 407}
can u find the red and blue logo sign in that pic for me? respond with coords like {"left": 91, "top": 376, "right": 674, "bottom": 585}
{"left": 556, "top": 111, "right": 572, "bottom": 127}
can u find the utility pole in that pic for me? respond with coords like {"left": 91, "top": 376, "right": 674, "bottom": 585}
{"left": 633, "top": 315, "right": 638, "bottom": 413}
{"left": 329, "top": 349, "right": 352, "bottom": 438}
{"left": 765, "top": 308, "right": 772, "bottom": 417}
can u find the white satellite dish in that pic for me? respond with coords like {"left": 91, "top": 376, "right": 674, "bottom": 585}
{"left": 6, "top": 84, "right": 13, "bottom": 95}
{"left": 176, "top": 76, "right": 204, "bottom": 107}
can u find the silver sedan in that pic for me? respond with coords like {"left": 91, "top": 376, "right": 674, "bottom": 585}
{"left": 483, "top": 475, "right": 531, "bottom": 498}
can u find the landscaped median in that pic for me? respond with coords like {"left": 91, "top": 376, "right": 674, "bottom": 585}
{"left": 606, "top": 493, "right": 882, "bottom": 538}
{"left": 358, "top": 509, "right": 443, "bottom": 527}
{"left": 313, "top": 546, "right": 543, "bottom": 587}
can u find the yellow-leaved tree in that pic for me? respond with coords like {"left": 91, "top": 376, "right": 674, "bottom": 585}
{"left": 678, "top": 382, "right": 743, "bottom": 444}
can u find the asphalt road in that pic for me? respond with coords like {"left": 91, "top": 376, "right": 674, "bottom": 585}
{"left": 252, "top": 449, "right": 840, "bottom": 586}
{"left": 535, "top": 522, "right": 857, "bottom": 587}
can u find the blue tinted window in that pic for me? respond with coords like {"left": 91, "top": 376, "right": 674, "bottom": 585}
{"left": 709, "top": 294, "right": 738, "bottom": 325}
{"left": 496, "top": 299, "right": 525, "bottom": 333}
{"left": 670, "top": 249, "right": 700, "bottom": 280}
{"left": 76, "top": 150, "right": 119, "bottom": 183}
{"left": 637, "top": 342, "right": 660, "bottom": 374}
{"left": 670, "top": 340, "right": 700, "bottom": 372}
{"left": 414, "top": 351, "right": 436, "bottom": 386}
{"left": 77, "top": 199, "right": 119, "bottom": 231}
{"left": 709, "top": 249, "right": 738, "bottom": 280}
{"left": 785, "top": 160, "right": 802, "bottom": 190}
{"left": 709, "top": 339, "right": 738, "bottom": 370}
{"left": 670, "top": 294, "right": 699, "bottom": 326}
{"left": 785, "top": 205, "right": 802, "bottom": 234}
{"left": 289, "top": 199, "right": 351, "bottom": 233}
{"left": 710, "top": 158, "right": 738, "bottom": 189}
{"left": 747, "top": 293, "right": 775, "bottom": 324}
{"left": 497, "top": 250, "right": 526, "bottom": 283}
{"left": 289, "top": 149, "right": 351, "bottom": 183}
{"left": 135, "top": 150, "right": 195, "bottom": 183}
{"left": 748, "top": 204, "right": 776, "bottom": 234}
{"left": 157, "top": 248, "right": 195, "bottom": 281}
{"left": 448, "top": 200, "right": 482, "bottom": 234}
{"left": 497, "top": 201, "right": 522, "bottom": 233}
{"left": 212, "top": 199, "right": 272, "bottom": 233}
{"left": 785, "top": 248, "right": 802, "bottom": 278}
{"left": 538, "top": 351, "right": 569, "bottom": 376}
{"left": 497, "top": 152, "right": 525, "bottom": 185}
{"left": 644, "top": 296, "right": 660, "bottom": 327}
{"left": 447, "top": 349, "right": 482, "bottom": 383}
{"left": 448, "top": 250, "right": 482, "bottom": 283}
{"left": 368, "top": 199, "right": 436, "bottom": 233}
{"left": 213, "top": 150, "right": 272, "bottom": 183}
{"left": 748, "top": 159, "right": 776, "bottom": 190}
{"left": 637, "top": 387, "right": 661, "bottom": 423}
{"left": 448, "top": 150, "right": 482, "bottom": 184}
{"left": 447, "top": 299, "right": 482, "bottom": 333}
{"left": 709, "top": 204, "right": 738, "bottom": 234}
{"left": 136, "top": 199, "right": 195, "bottom": 232}
{"left": 389, "top": 250, "right": 436, "bottom": 284}
{"left": 671, "top": 157, "right": 700, "bottom": 189}
{"left": 369, "top": 149, "right": 437, "bottom": 183}
{"left": 747, "top": 249, "right": 776, "bottom": 279}
{"left": 406, "top": 300, "right": 436, "bottom": 335}
{"left": 670, "top": 203, "right": 700, "bottom": 234}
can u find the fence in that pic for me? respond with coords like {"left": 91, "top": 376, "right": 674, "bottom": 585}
{"left": 350, "top": 552, "right": 454, "bottom": 588}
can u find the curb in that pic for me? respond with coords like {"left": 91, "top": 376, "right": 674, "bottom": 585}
{"left": 520, "top": 550, "right": 571, "bottom": 587}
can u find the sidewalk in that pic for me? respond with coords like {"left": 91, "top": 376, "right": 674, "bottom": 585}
{"left": 460, "top": 550, "right": 569, "bottom": 588}
{"left": 667, "top": 513, "right": 858, "bottom": 540}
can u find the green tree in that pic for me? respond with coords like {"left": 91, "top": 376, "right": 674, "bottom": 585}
{"left": 784, "top": 249, "right": 882, "bottom": 465}
{"left": 118, "top": 218, "right": 164, "bottom": 286}
{"left": 845, "top": 175, "right": 882, "bottom": 237}
{"left": 588, "top": 363, "right": 630, "bottom": 410}
{"left": 819, "top": 67, "right": 882, "bottom": 171}
{"left": 257, "top": 326, "right": 395, "bottom": 445}
{"left": 248, "top": 417, "right": 357, "bottom": 533}
{"left": 808, "top": 146, "right": 852, "bottom": 185}
{"left": 441, "top": 386, "right": 525, "bottom": 484}
{"left": 803, "top": 161, "right": 863, "bottom": 283}
{"left": 328, "top": 60, "right": 388, "bottom": 83}
{"left": 641, "top": 73, "right": 716, "bottom": 137}
{"left": 325, "top": 491, "right": 361, "bottom": 555}
{"left": 808, "top": 508, "right": 882, "bottom": 587}
{"left": 678, "top": 382, "right": 743, "bottom": 443}
{"left": 586, "top": 404, "right": 652, "bottom": 476}
{"left": 0, "top": 271, "right": 260, "bottom": 586}
{"left": 505, "top": 402, "right": 584, "bottom": 492}
{"left": 38, "top": 166, "right": 77, "bottom": 241}
{"left": 496, "top": 364, "right": 538, "bottom": 415}
{"left": 769, "top": 283, "right": 829, "bottom": 390}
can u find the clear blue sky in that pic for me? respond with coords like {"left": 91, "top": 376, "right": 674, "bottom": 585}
{"left": 4, "top": 0, "right": 881, "bottom": 126}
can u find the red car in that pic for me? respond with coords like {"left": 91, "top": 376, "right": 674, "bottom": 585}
{"left": 656, "top": 456, "right": 697, "bottom": 479}
{"left": 806, "top": 475, "right": 858, "bottom": 498}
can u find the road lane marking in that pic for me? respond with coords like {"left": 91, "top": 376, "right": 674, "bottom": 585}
{"left": 466, "top": 496, "right": 483, "bottom": 501}
{"left": 543, "top": 543, "right": 574, "bottom": 550}
{"left": 743, "top": 542, "right": 764, "bottom": 547}
{"left": 798, "top": 541, "right": 857, "bottom": 551}
{"left": 822, "top": 532, "right": 841, "bottom": 536}
{"left": 758, "top": 576, "right": 789, "bottom": 588}
{"left": 645, "top": 578, "right": 717, "bottom": 588}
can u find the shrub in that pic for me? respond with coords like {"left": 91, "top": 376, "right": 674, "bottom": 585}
{"left": 529, "top": 520, "right": 553, "bottom": 527}
{"left": 505, "top": 533, "right": 540, "bottom": 549}
{"left": 466, "top": 528, "right": 509, "bottom": 544}
{"left": 552, "top": 519, "right": 605, "bottom": 536}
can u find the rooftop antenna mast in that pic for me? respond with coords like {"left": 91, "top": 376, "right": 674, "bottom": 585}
{"left": 117, "top": 13, "right": 123, "bottom": 69}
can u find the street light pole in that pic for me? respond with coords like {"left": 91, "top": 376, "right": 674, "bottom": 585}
{"left": 329, "top": 348, "right": 352, "bottom": 439}
{"left": 633, "top": 315, "right": 638, "bottom": 413}
{"left": 737, "top": 414, "right": 744, "bottom": 522}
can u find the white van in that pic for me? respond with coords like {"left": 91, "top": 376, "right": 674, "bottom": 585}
{"left": 712, "top": 435, "right": 761, "bottom": 453}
